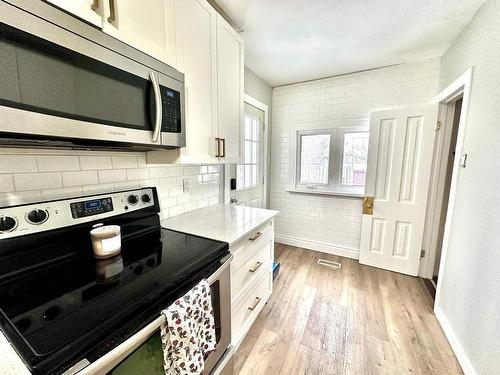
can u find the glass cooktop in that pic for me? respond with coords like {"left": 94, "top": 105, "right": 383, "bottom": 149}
{"left": 0, "top": 224, "right": 228, "bottom": 374}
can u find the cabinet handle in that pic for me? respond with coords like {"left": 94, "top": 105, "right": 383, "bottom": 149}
{"left": 107, "top": 0, "right": 116, "bottom": 22}
{"left": 249, "top": 231, "right": 262, "bottom": 241}
{"left": 220, "top": 138, "right": 226, "bottom": 158}
{"left": 248, "top": 297, "right": 262, "bottom": 311}
{"left": 91, "top": 0, "right": 99, "bottom": 11}
{"left": 249, "top": 261, "right": 262, "bottom": 273}
{"left": 215, "top": 138, "right": 221, "bottom": 157}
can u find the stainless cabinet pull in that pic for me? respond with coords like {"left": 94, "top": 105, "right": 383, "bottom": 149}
{"left": 248, "top": 297, "right": 261, "bottom": 311}
{"left": 107, "top": 0, "right": 116, "bottom": 22}
{"left": 249, "top": 261, "right": 262, "bottom": 273}
{"left": 249, "top": 231, "right": 262, "bottom": 241}
{"left": 220, "top": 138, "right": 226, "bottom": 158}
{"left": 215, "top": 138, "right": 221, "bottom": 157}
{"left": 149, "top": 72, "right": 162, "bottom": 143}
{"left": 91, "top": 0, "right": 99, "bottom": 11}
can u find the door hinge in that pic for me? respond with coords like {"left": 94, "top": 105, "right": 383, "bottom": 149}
{"left": 435, "top": 121, "right": 441, "bottom": 131}
{"left": 420, "top": 249, "right": 425, "bottom": 258}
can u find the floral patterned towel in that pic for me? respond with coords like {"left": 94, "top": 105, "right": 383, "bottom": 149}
{"left": 161, "top": 279, "right": 217, "bottom": 375}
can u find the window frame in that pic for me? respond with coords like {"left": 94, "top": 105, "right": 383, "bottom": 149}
{"left": 291, "top": 125, "right": 369, "bottom": 197}
{"left": 236, "top": 106, "right": 262, "bottom": 191}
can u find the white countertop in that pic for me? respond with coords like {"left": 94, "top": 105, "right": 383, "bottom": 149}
{"left": 162, "top": 204, "right": 279, "bottom": 245}
{"left": 0, "top": 331, "right": 31, "bottom": 375}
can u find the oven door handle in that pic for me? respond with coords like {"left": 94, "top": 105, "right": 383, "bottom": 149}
{"left": 149, "top": 71, "right": 162, "bottom": 143}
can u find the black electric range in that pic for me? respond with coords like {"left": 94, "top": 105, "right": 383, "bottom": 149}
{"left": 0, "top": 187, "right": 229, "bottom": 375}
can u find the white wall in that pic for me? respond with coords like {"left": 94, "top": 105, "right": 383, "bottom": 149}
{"left": 436, "top": 0, "right": 500, "bottom": 373}
{"left": 0, "top": 148, "right": 220, "bottom": 220}
{"left": 270, "top": 58, "right": 440, "bottom": 255}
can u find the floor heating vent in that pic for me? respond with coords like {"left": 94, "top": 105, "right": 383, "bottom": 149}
{"left": 317, "top": 259, "right": 341, "bottom": 269}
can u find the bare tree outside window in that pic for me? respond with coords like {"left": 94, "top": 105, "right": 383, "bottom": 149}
{"left": 342, "top": 132, "right": 369, "bottom": 186}
{"left": 299, "top": 134, "right": 330, "bottom": 184}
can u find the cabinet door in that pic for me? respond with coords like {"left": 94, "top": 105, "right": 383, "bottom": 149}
{"left": 216, "top": 14, "right": 244, "bottom": 164}
{"left": 46, "top": 0, "right": 103, "bottom": 28}
{"left": 101, "top": 0, "right": 177, "bottom": 66}
{"left": 175, "top": 0, "right": 218, "bottom": 164}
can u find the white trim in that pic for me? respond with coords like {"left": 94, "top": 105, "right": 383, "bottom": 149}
{"left": 434, "top": 68, "right": 473, "bottom": 308}
{"left": 434, "top": 307, "right": 476, "bottom": 375}
{"left": 275, "top": 234, "right": 360, "bottom": 260}
{"left": 286, "top": 188, "right": 364, "bottom": 198}
{"left": 420, "top": 100, "right": 457, "bottom": 278}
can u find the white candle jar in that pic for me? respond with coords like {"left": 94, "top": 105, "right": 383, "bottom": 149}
{"left": 90, "top": 224, "right": 121, "bottom": 259}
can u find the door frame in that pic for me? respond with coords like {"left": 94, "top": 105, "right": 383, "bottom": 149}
{"left": 223, "top": 94, "right": 270, "bottom": 207}
{"left": 425, "top": 69, "right": 473, "bottom": 309}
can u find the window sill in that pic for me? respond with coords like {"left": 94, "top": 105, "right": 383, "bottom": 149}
{"left": 286, "top": 187, "right": 364, "bottom": 198}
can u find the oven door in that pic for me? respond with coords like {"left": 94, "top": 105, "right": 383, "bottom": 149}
{"left": 67, "top": 255, "right": 232, "bottom": 375}
{"left": 0, "top": 2, "right": 183, "bottom": 149}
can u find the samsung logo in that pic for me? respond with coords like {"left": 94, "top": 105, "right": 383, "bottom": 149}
{"left": 108, "top": 131, "right": 127, "bottom": 137}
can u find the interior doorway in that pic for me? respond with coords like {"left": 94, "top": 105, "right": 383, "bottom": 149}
{"left": 432, "top": 98, "right": 462, "bottom": 286}
{"left": 421, "top": 69, "right": 472, "bottom": 301}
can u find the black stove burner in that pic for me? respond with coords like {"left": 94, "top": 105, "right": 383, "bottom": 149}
{"left": 0, "top": 191, "right": 229, "bottom": 375}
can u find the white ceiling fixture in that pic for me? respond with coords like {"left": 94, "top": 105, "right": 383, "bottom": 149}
{"left": 216, "top": 0, "right": 486, "bottom": 86}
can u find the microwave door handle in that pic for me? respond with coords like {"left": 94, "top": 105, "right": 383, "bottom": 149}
{"left": 149, "top": 72, "right": 162, "bottom": 143}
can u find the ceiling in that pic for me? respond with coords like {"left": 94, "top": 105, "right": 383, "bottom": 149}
{"left": 217, "top": 0, "right": 486, "bottom": 86}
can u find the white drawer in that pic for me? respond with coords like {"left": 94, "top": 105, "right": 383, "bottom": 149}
{"left": 230, "top": 220, "right": 273, "bottom": 264}
{"left": 231, "top": 270, "right": 272, "bottom": 344}
{"left": 231, "top": 240, "right": 272, "bottom": 303}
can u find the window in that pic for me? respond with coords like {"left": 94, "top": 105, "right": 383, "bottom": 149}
{"left": 236, "top": 113, "right": 260, "bottom": 189}
{"left": 342, "top": 132, "right": 369, "bottom": 186}
{"left": 294, "top": 128, "right": 369, "bottom": 196}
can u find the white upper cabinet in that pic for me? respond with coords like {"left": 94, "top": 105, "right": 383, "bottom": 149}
{"left": 174, "top": 0, "right": 218, "bottom": 164}
{"left": 216, "top": 14, "right": 244, "bottom": 164}
{"left": 45, "top": 0, "right": 104, "bottom": 28}
{"left": 101, "top": 0, "right": 177, "bottom": 67}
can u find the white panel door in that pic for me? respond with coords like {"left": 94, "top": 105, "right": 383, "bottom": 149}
{"left": 175, "top": 0, "right": 218, "bottom": 164}
{"left": 46, "top": 0, "right": 103, "bottom": 27}
{"left": 359, "top": 105, "right": 438, "bottom": 276}
{"left": 216, "top": 13, "right": 243, "bottom": 164}
{"left": 101, "top": 0, "right": 177, "bottom": 66}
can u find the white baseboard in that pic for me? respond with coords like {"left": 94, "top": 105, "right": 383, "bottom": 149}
{"left": 434, "top": 306, "right": 476, "bottom": 375}
{"left": 275, "top": 234, "right": 360, "bottom": 260}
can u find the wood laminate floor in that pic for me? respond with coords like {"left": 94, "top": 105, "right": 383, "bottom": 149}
{"left": 231, "top": 244, "right": 462, "bottom": 375}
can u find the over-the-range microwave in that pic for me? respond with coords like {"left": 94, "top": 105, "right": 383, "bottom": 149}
{"left": 0, "top": 0, "right": 185, "bottom": 150}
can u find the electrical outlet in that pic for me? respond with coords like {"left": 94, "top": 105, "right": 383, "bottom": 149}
{"left": 182, "top": 178, "right": 190, "bottom": 193}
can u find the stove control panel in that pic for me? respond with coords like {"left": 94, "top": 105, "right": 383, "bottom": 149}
{"left": 70, "top": 197, "right": 113, "bottom": 219}
{"left": 0, "top": 188, "right": 156, "bottom": 239}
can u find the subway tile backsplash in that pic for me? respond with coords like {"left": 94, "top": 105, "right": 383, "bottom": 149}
{"left": 0, "top": 149, "right": 220, "bottom": 221}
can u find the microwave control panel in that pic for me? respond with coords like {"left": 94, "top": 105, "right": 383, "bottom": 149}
{"left": 161, "top": 87, "right": 181, "bottom": 133}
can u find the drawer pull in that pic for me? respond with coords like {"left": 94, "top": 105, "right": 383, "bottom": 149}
{"left": 249, "top": 261, "right": 262, "bottom": 273}
{"left": 248, "top": 297, "right": 262, "bottom": 311}
{"left": 249, "top": 231, "right": 262, "bottom": 241}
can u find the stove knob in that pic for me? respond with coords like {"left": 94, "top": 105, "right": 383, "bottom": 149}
{"left": 141, "top": 194, "right": 151, "bottom": 203}
{"left": 27, "top": 209, "right": 48, "bottom": 224}
{"left": 0, "top": 216, "right": 17, "bottom": 232}
{"left": 127, "top": 195, "right": 139, "bottom": 205}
